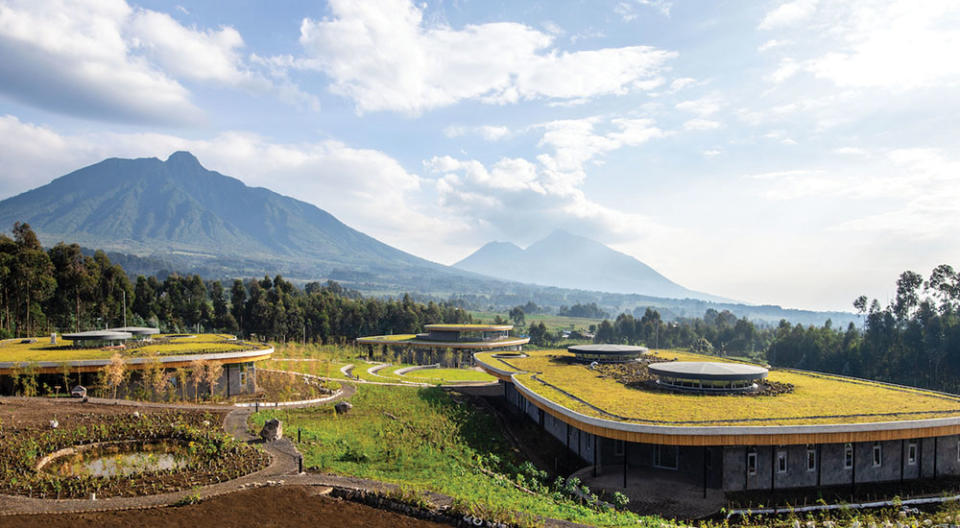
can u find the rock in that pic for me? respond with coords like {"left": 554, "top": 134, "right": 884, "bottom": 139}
{"left": 132, "top": 411, "right": 140, "bottom": 419}
{"left": 334, "top": 401, "right": 353, "bottom": 415}
{"left": 260, "top": 418, "right": 283, "bottom": 441}
{"left": 49, "top": 419, "right": 59, "bottom": 429}
{"left": 202, "top": 420, "right": 211, "bottom": 427}
{"left": 71, "top": 385, "right": 87, "bottom": 399}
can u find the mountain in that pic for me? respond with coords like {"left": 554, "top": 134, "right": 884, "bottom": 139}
{"left": 455, "top": 229, "right": 729, "bottom": 302}
{"left": 0, "top": 152, "right": 854, "bottom": 326}
{"left": 0, "top": 152, "right": 478, "bottom": 288}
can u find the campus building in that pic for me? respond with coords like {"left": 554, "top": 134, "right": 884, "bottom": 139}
{"left": 0, "top": 333, "right": 272, "bottom": 398}
{"left": 357, "top": 324, "right": 529, "bottom": 365}
{"left": 475, "top": 345, "right": 960, "bottom": 501}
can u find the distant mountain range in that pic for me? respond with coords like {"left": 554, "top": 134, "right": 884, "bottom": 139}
{"left": 455, "top": 230, "right": 730, "bottom": 303}
{"left": 0, "top": 152, "right": 856, "bottom": 326}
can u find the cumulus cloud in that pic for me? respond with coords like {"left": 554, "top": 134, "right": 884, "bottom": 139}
{"left": 758, "top": 0, "right": 818, "bottom": 30}
{"left": 425, "top": 116, "right": 674, "bottom": 245}
{"left": 0, "top": 0, "right": 309, "bottom": 125}
{"left": 443, "top": 125, "right": 511, "bottom": 141}
{"left": 292, "top": 0, "right": 676, "bottom": 114}
{"left": 682, "top": 118, "right": 721, "bottom": 131}
{"left": 675, "top": 96, "right": 722, "bottom": 116}
{"left": 757, "top": 1, "right": 960, "bottom": 91}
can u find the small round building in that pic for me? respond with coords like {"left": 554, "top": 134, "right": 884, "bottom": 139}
{"left": 569, "top": 344, "right": 648, "bottom": 363}
{"left": 648, "top": 361, "right": 767, "bottom": 393}
{"left": 357, "top": 323, "right": 530, "bottom": 365}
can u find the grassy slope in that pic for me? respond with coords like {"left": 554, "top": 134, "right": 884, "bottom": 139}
{"left": 252, "top": 385, "right": 651, "bottom": 527}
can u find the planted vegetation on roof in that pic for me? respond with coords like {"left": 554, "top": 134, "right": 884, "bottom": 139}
{"left": 476, "top": 349, "right": 960, "bottom": 426}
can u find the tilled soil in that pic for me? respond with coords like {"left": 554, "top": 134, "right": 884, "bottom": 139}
{"left": 1, "top": 485, "right": 449, "bottom": 528}
{"left": 0, "top": 397, "right": 228, "bottom": 428}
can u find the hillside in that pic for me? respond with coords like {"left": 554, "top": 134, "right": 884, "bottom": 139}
{"left": 456, "top": 230, "right": 729, "bottom": 302}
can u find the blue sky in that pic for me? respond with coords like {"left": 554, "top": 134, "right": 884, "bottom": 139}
{"left": 0, "top": 0, "right": 958, "bottom": 312}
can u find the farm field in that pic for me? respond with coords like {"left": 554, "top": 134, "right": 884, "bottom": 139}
{"left": 251, "top": 384, "right": 651, "bottom": 527}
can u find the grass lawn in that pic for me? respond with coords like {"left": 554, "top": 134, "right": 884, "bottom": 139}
{"left": 251, "top": 385, "right": 653, "bottom": 527}
{"left": 404, "top": 367, "right": 496, "bottom": 383}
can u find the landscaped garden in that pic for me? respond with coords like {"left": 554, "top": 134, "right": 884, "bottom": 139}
{"left": 250, "top": 384, "right": 654, "bottom": 527}
{"left": 0, "top": 403, "right": 268, "bottom": 499}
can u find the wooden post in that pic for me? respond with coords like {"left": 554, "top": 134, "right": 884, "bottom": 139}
{"left": 817, "top": 444, "right": 822, "bottom": 489}
{"left": 703, "top": 446, "right": 708, "bottom": 498}
{"left": 594, "top": 435, "right": 600, "bottom": 477}
{"left": 770, "top": 445, "right": 776, "bottom": 491}
{"left": 852, "top": 442, "right": 856, "bottom": 494}
{"left": 900, "top": 439, "right": 905, "bottom": 484}
{"left": 623, "top": 441, "right": 629, "bottom": 488}
{"left": 745, "top": 447, "right": 749, "bottom": 491}
{"left": 919, "top": 438, "right": 924, "bottom": 480}
{"left": 934, "top": 437, "right": 938, "bottom": 479}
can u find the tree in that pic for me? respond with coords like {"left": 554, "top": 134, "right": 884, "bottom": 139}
{"left": 12, "top": 223, "right": 56, "bottom": 335}
{"left": 203, "top": 361, "right": 224, "bottom": 399}
{"left": 105, "top": 352, "right": 127, "bottom": 399}
{"left": 508, "top": 306, "right": 526, "bottom": 326}
{"left": 189, "top": 360, "right": 205, "bottom": 403}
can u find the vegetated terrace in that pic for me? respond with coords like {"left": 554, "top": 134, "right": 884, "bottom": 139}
{"left": 475, "top": 349, "right": 960, "bottom": 426}
{"left": 0, "top": 334, "right": 255, "bottom": 362}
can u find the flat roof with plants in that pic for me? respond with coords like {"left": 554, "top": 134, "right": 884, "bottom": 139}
{"left": 475, "top": 349, "right": 960, "bottom": 437}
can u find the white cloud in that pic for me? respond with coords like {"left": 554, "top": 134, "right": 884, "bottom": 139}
{"left": 293, "top": 0, "right": 676, "bottom": 114}
{"left": 682, "top": 118, "right": 721, "bottom": 131}
{"left": 757, "top": 1, "right": 960, "bottom": 91}
{"left": 443, "top": 125, "right": 511, "bottom": 141}
{"left": 0, "top": 0, "right": 312, "bottom": 124}
{"left": 127, "top": 10, "right": 268, "bottom": 91}
{"left": 669, "top": 77, "right": 696, "bottom": 91}
{"left": 425, "top": 116, "right": 672, "bottom": 246}
{"left": 703, "top": 148, "right": 722, "bottom": 157}
{"left": 758, "top": 39, "right": 788, "bottom": 52}
{"left": 675, "top": 96, "right": 722, "bottom": 116}
{"left": 758, "top": 0, "right": 818, "bottom": 30}
{"left": 766, "top": 57, "right": 800, "bottom": 83}
{"left": 0, "top": 0, "right": 198, "bottom": 124}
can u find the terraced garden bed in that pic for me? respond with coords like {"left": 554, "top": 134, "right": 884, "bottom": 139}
{"left": 0, "top": 405, "right": 268, "bottom": 499}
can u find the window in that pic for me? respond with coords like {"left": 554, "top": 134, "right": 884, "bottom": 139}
{"left": 777, "top": 450, "right": 787, "bottom": 473}
{"left": 654, "top": 445, "right": 679, "bottom": 470}
{"left": 747, "top": 450, "right": 758, "bottom": 475}
{"left": 844, "top": 443, "right": 854, "bottom": 469}
{"left": 807, "top": 447, "right": 817, "bottom": 472}
{"left": 873, "top": 443, "right": 882, "bottom": 467}
{"left": 614, "top": 440, "right": 625, "bottom": 457}
{"left": 908, "top": 441, "right": 917, "bottom": 465}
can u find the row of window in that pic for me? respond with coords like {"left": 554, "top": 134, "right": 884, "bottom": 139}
{"left": 746, "top": 440, "right": 954, "bottom": 475}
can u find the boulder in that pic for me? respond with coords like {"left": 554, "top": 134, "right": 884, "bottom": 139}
{"left": 71, "top": 385, "right": 87, "bottom": 399}
{"left": 334, "top": 401, "right": 353, "bottom": 415}
{"left": 260, "top": 418, "right": 283, "bottom": 441}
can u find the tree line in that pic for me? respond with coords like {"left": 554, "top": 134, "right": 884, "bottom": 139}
{"left": 0, "top": 223, "right": 471, "bottom": 341}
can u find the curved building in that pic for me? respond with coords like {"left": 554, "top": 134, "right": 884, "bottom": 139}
{"left": 357, "top": 324, "right": 529, "bottom": 353}
{"left": 569, "top": 344, "right": 648, "bottom": 363}
{"left": 475, "top": 347, "right": 960, "bottom": 499}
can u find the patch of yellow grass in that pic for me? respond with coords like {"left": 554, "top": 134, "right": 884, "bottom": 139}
{"left": 479, "top": 349, "right": 960, "bottom": 426}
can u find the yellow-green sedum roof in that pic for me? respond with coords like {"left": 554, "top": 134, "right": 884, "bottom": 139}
{"left": 475, "top": 348, "right": 960, "bottom": 427}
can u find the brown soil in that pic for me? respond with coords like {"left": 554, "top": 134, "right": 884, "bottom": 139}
{"left": 1, "top": 485, "right": 448, "bottom": 528}
{"left": 231, "top": 370, "right": 339, "bottom": 403}
{"left": 0, "top": 396, "right": 228, "bottom": 428}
